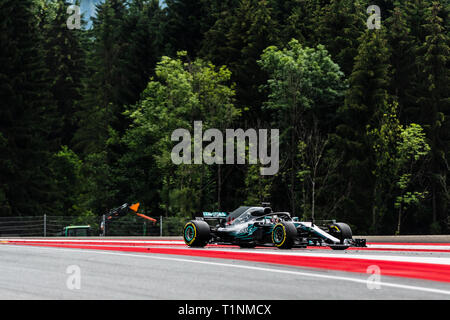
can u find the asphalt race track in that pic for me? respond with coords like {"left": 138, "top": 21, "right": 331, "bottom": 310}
{"left": 0, "top": 239, "right": 449, "bottom": 299}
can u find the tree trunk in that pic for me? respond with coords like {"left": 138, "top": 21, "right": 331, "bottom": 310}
{"left": 432, "top": 182, "right": 437, "bottom": 224}
{"left": 372, "top": 184, "right": 378, "bottom": 234}
{"left": 165, "top": 174, "right": 170, "bottom": 217}
{"left": 291, "top": 127, "right": 296, "bottom": 215}
{"left": 311, "top": 180, "right": 315, "bottom": 224}
{"left": 217, "top": 164, "right": 222, "bottom": 211}
{"left": 396, "top": 205, "right": 402, "bottom": 235}
{"left": 303, "top": 179, "right": 306, "bottom": 219}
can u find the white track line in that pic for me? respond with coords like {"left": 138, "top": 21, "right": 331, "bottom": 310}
{"left": 0, "top": 239, "right": 184, "bottom": 244}
{"left": 3, "top": 239, "right": 450, "bottom": 250}
{"left": 233, "top": 248, "right": 450, "bottom": 265}
{"left": 3, "top": 239, "right": 450, "bottom": 265}
{"left": 368, "top": 244, "right": 450, "bottom": 250}
{"left": 4, "top": 245, "right": 450, "bottom": 297}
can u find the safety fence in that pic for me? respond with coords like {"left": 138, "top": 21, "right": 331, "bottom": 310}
{"left": 0, "top": 215, "right": 187, "bottom": 237}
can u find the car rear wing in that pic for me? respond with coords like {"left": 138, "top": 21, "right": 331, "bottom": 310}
{"left": 193, "top": 212, "right": 229, "bottom": 227}
{"left": 194, "top": 211, "right": 229, "bottom": 219}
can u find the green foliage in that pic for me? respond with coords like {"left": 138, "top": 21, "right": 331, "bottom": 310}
{"left": 40, "top": 0, "right": 86, "bottom": 147}
{"left": 368, "top": 101, "right": 430, "bottom": 233}
{"left": 244, "top": 165, "right": 273, "bottom": 206}
{"left": 334, "top": 26, "right": 392, "bottom": 233}
{"left": 200, "top": 0, "right": 280, "bottom": 121}
{"left": 0, "top": 0, "right": 57, "bottom": 216}
{"left": 122, "top": 54, "right": 238, "bottom": 217}
{"left": 259, "top": 39, "right": 346, "bottom": 124}
{"left": 318, "top": 0, "right": 367, "bottom": 76}
{"left": 1, "top": 0, "right": 449, "bottom": 235}
{"left": 413, "top": 2, "right": 450, "bottom": 230}
{"left": 259, "top": 39, "right": 346, "bottom": 216}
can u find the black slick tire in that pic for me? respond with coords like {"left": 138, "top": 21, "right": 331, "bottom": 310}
{"left": 183, "top": 220, "right": 211, "bottom": 247}
{"left": 271, "top": 221, "right": 297, "bottom": 249}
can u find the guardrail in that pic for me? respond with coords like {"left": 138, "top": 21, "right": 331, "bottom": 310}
{"left": 353, "top": 235, "right": 450, "bottom": 243}
{"left": 1, "top": 216, "right": 449, "bottom": 241}
{"left": 0, "top": 215, "right": 187, "bottom": 237}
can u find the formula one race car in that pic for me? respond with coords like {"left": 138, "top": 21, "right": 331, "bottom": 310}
{"left": 183, "top": 205, "right": 366, "bottom": 250}
{"left": 101, "top": 203, "right": 157, "bottom": 236}
{"left": 105, "top": 203, "right": 157, "bottom": 223}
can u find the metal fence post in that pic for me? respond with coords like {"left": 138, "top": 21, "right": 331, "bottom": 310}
{"left": 43, "top": 214, "right": 47, "bottom": 237}
{"left": 160, "top": 216, "right": 163, "bottom": 237}
{"left": 102, "top": 214, "right": 106, "bottom": 237}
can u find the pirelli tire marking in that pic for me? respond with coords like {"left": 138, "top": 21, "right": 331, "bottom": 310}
{"left": 272, "top": 223, "right": 287, "bottom": 247}
{"left": 330, "top": 225, "right": 340, "bottom": 232}
{"left": 184, "top": 222, "right": 197, "bottom": 246}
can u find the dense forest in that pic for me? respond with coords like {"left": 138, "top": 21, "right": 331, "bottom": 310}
{"left": 0, "top": 0, "right": 448, "bottom": 235}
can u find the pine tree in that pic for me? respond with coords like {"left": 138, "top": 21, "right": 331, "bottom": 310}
{"left": 0, "top": 0, "right": 57, "bottom": 215}
{"left": 73, "top": 0, "right": 129, "bottom": 154}
{"left": 41, "top": 0, "right": 86, "bottom": 147}
{"left": 199, "top": 0, "right": 281, "bottom": 209}
{"left": 202, "top": 0, "right": 280, "bottom": 122}
{"left": 396, "top": 0, "right": 431, "bottom": 124}
{"left": 121, "top": 0, "right": 165, "bottom": 108}
{"left": 164, "top": 0, "right": 215, "bottom": 57}
{"left": 403, "top": 0, "right": 432, "bottom": 44}
{"left": 318, "top": 0, "right": 367, "bottom": 76}
{"left": 334, "top": 27, "right": 391, "bottom": 233}
{"left": 271, "top": 0, "right": 328, "bottom": 47}
{"left": 200, "top": 0, "right": 239, "bottom": 66}
{"left": 415, "top": 2, "right": 450, "bottom": 232}
{"left": 386, "top": 4, "right": 417, "bottom": 122}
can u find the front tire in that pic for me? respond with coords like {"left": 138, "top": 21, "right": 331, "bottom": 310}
{"left": 329, "top": 222, "right": 352, "bottom": 250}
{"left": 183, "top": 220, "right": 211, "bottom": 247}
{"left": 271, "top": 222, "right": 297, "bottom": 249}
{"left": 329, "top": 222, "right": 352, "bottom": 242}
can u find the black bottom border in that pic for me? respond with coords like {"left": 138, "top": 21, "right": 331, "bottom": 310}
{"left": 2, "top": 300, "right": 448, "bottom": 319}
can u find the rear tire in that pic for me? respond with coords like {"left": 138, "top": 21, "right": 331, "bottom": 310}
{"left": 183, "top": 220, "right": 211, "bottom": 247}
{"left": 271, "top": 222, "right": 297, "bottom": 249}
